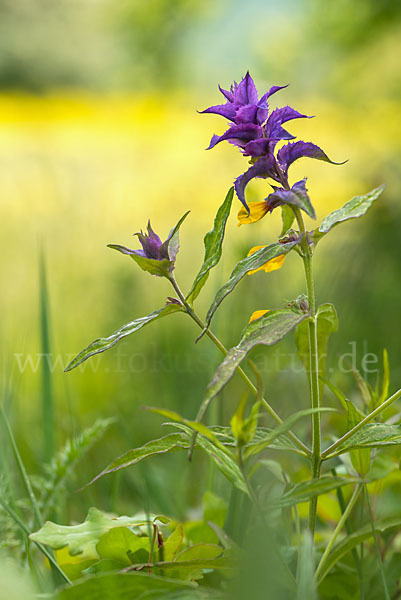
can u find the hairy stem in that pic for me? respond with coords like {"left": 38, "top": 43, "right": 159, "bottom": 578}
{"left": 292, "top": 207, "right": 321, "bottom": 535}
{"left": 168, "top": 275, "right": 310, "bottom": 456}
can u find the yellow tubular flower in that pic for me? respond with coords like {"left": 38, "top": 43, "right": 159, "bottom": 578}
{"left": 247, "top": 246, "right": 286, "bottom": 276}
{"left": 237, "top": 201, "right": 269, "bottom": 226}
{"left": 249, "top": 309, "right": 270, "bottom": 323}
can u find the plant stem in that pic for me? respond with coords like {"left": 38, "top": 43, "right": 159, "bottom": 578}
{"left": 321, "top": 387, "right": 401, "bottom": 460}
{"left": 292, "top": 207, "right": 321, "bottom": 535}
{"left": 315, "top": 483, "right": 362, "bottom": 582}
{"left": 168, "top": 275, "right": 309, "bottom": 456}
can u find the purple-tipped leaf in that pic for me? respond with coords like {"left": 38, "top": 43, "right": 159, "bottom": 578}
{"left": 233, "top": 71, "right": 258, "bottom": 105}
{"left": 278, "top": 141, "right": 344, "bottom": 174}
{"left": 266, "top": 178, "right": 316, "bottom": 219}
{"left": 207, "top": 123, "right": 262, "bottom": 150}
{"left": 259, "top": 84, "right": 289, "bottom": 104}
{"left": 199, "top": 103, "right": 237, "bottom": 121}
{"left": 234, "top": 156, "right": 276, "bottom": 211}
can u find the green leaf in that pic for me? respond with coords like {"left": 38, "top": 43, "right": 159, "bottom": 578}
{"left": 163, "top": 525, "right": 184, "bottom": 562}
{"left": 350, "top": 367, "right": 373, "bottom": 408}
{"left": 316, "top": 517, "right": 401, "bottom": 584}
{"left": 145, "top": 407, "right": 224, "bottom": 448}
{"left": 65, "top": 304, "right": 183, "bottom": 372}
{"left": 379, "top": 349, "right": 390, "bottom": 406}
{"left": 205, "top": 240, "right": 297, "bottom": 328}
{"left": 30, "top": 508, "right": 167, "bottom": 557}
{"left": 346, "top": 399, "right": 371, "bottom": 476}
{"left": 162, "top": 211, "right": 191, "bottom": 264}
{"left": 230, "top": 394, "right": 247, "bottom": 444}
{"left": 200, "top": 308, "right": 309, "bottom": 422}
{"left": 211, "top": 425, "right": 302, "bottom": 455}
{"left": 56, "top": 572, "right": 201, "bottom": 600}
{"left": 295, "top": 303, "right": 338, "bottom": 399}
{"left": 168, "top": 423, "right": 248, "bottom": 495}
{"left": 186, "top": 187, "right": 233, "bottom": 304}
{"left": 280, "top": 204, "right": 295, "bottom": 236}
{"left": 230, "top": 395, "right": 260, "bottom": 447}
{"left": 319, "top": 185, "right": 385, "bottom": 234}
{"left": 272, "top": 476, "right": 357, "bottom": 508}
{"left": 188, "top": 433, "right": 249, "bottom": 495}
{"left": 96, "top": 527, "right": 150, "bottom": 567}
{"left": 88, "top": 433, "right": 190, "bottom": 485}
{"left": 129, "top": 254, "right": 174, "bottom": 277}
{"left": 244, "top": 407, "right": 333, "bottom": 458}
{"left": 168, "top": 543, "right": 225, "bottom": 581}
{"left": 321, "top": 377, "right": 348, "bottom": 412}
{"left": 329, "top": 423, "right": 401, "bottom": 457}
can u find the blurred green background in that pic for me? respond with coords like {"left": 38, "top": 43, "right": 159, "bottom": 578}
{"left": 1, "top": 0, "right": 401, "bottom": 528}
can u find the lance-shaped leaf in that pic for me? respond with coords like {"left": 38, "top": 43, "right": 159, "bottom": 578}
{"left": 319, "top": 185, "right": 385, "bottom": 234}
{"left": 378, "top": 348, "right": 390, "bottom": 406}
{"left": 295, "top": 303, "right": 338, "bottom": 399}
{"left": 205, "top": 241, "right": 297, "bottom": 329}
{"left": 30, "top": 507, "right": 169, "bottom": 557}
{"left": 186, "top": 187, "right": 233, "bottom": 304}
{"left": 244, "top": 407, "right": 333, "bottom": 459}
{"left": 347, "top": 399, "right": 371, "bottom": 476}
{"left": 168, "top": 423, "right": 248, "bottom": 494}
{"left": 198, "top": 308, "right": 310, "bottom": 427}
{"left": 316, "top": 517, "right": 401, "bottom": 584}
{"left": 65, "top": 304, "right": 183, "bottom": 372}
{"left": 211, "top": 426, "right": 302, "bottom": 455}
{"left": 87, "top": 433, "right": 190, "bottom": 486}
{"left": 272, "top": 476, "right": 357, "bottom": 508}
{"left": 56, "top": 572, "right": 207, "bottom": 600}
{"left": 145, "top": 407, "right": 226, "bottom": 450}
{"left": 327, "top": 423, "right": 401, "bottom": 458}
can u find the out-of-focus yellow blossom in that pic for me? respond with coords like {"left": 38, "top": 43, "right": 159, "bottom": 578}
{"left": 247, "top": 246, "right": 286, "bottom": 276}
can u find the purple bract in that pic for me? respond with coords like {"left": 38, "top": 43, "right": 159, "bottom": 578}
{"left": 201, "top": 72, "right": 339, "bottom": 214}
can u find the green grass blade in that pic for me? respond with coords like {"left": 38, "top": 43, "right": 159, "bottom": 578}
{"left": 39, "top": 250, "right": 55, "bottom": 462}
{"left": 0, "top": 495, "right": 71, "bottom": 585}
{"left": 0, "top": 405, "right": 43, "bottom": 528}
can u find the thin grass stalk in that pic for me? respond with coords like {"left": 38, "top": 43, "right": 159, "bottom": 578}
{"left": 364, "top": 485, "right": 390, "bottom": 600}
{"left": 0, "top": 495, "right": 71, "bottom": 585}
{"left": 0, "top": 406, "right": 43, "bottom": 528}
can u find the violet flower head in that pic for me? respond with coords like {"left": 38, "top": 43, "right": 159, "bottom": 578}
{"left": 201, "top": 72, "right": 342, "bottom": 217}
{"left": 135, "top": 222, "right": 170, "bottom": 261}
{"left": 108, "top": 214, "right": 189, "bottom": 277}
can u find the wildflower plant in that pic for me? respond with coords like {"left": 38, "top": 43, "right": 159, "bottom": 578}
{"left": 30, "top": 73, "right": 401, "bottom": 597}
